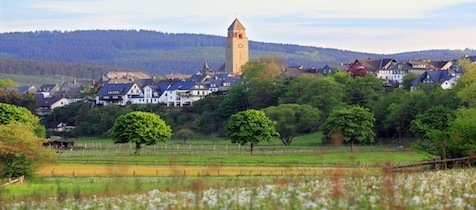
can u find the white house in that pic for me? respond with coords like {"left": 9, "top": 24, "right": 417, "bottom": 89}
{"left": 96, "top": 83, "right": 142, "bottom": 106}
{"left": 160, "top": 80, "right": 211, "bottom": 107}
{"left": 36, "top": 95, "right": 71, "bottom": 116}
{"left": 377, "top": 62, "right": 410, "bottom": 85}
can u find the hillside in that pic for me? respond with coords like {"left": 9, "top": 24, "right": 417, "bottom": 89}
{"left": 0, "top": 58, "right": 139, "bottom": 85}
{"left": 1, "top": 30, "right": 475, "bottom": 75}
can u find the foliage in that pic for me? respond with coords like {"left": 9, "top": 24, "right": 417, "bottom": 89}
{"left": 0, "top": 89, "right": 36, "bottom": 111}
{"left": 241, "top": 57, "right": 283, "bottom": 81}
{"left": 410, "top": 106, "right": 456, "bottom": 139}
{"left": 226, "top": 110, "right": 278, "bottom": 153}
{"left": 325, "top": 105, "right": 375, "bottom": 151}
{"left": 281, "top": 76, "right": 345, "bottom": 116}
{"left": 0, "top": 123, "right": 52, "bottom": 178}
{"left": 0, "top": 102, "right": 44, "bottom": 137}
{"left": 446, "top": 108, "right": 476, "bottom": 157}
{"left": 0, "top": 30, "right": 412, "bottom": 75}
{"left": 456, "top": 60, "right": 476, "bottom": 107}
{"left": 111, "top": 111, "right": 172, "bottom": 152}
{"left": 0, "top": 78, "right": 18, "bottom": 88}
{"left": 402, "top": 73, "right": 418, "bottom": 90}
{"left": 341, "top": 74, "right": 383, "bottom": 108}
{"left": 247, "top": 79, "right": 283, "bottom": 109}
{"left": 264, "top": 104, "right": 320, "bottom": 145}
{"left": 217, "top": 84, "right": 249, "bottom": 119}
{"left": 75, "top": 105, "right": 132, "bottom": 137}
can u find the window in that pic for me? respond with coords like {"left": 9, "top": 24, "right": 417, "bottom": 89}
{"left": 239, "top": 34, "right": 243, "bottom": 39}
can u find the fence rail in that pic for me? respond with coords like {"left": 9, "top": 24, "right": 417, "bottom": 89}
{"left": 1, "top": 176, "right": 24, "bottom": 187}
{"left": 389, "top": 156, "right": 475, "bottom": 171}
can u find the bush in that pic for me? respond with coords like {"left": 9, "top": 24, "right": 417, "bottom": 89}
{"left": 1, "top": 155, "right": 34, "bottom": 178}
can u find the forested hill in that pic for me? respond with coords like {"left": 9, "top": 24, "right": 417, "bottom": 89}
{"left": 0, "top": 58, "right": 139, "bottom": 79}
{"left": 1, "top": 30, "right": 475, "bottom": 75}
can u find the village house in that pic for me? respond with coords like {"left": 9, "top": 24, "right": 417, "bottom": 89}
{"left": 95, "top": 83, "right": 142, "bottom": 106}
{"left": 411, "top": 70, "right": 457, "bottom": 91}
{"left": 36, "top": 95, "right": 71, "bottom": 116}
{"left": 377, "top": 62, "right": 411, "bottom": 85}
{"left": 159, "top": 80, "right": 211, "bottom": 107}
{"left": 347, "top": 58, "right": 396, "bottom": 77}
{"left": 406, "top": 60, "right": 453, "bottom": 75}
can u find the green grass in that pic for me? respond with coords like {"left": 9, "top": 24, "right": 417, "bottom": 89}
{"left": 59, "top": 132, "right": 430, "bottom": 167}
{"left": 58, "top": 151, "right": 429, "bottom": 167}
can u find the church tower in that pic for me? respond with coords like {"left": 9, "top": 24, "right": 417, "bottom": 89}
{"left": 225, "top": 18, "right": 249, "bottom": 75}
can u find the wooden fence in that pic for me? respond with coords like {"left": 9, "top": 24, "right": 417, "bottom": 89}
{"left": 1, "top": 176, "right": 24, "bottom": 187}
{"left": 388, "top": 156, "right": 475, "bottom": 172}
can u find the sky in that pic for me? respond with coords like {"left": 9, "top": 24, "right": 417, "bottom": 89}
{"left": 1, "top": 0, "right": 476, "bottom": 54}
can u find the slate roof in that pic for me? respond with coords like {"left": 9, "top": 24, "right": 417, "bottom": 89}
{"left": 228, "top": 18, "right": 246, "bottom": 31}
{"left": 412, "top": 70, "right": 453, "bottom": 86}
{"left": 355, "top": 59, "right": 395, "bottom": 73}
{"left": 36, "top": 95, "right": 65, "bottom": 107}
{"left": 145, "top": 84, "right": 169, "bottom": 97}
{"left": 166, "top": 80, "right": 207, "bottom": 91}
{"left": 97, "top": 83, "right": 134, "bottom": 97}
{"left": 467, "top": 56, "right": 476, "bottom": 63}
{"left": 38, "top": 84, "right": 57, "bottom": 92}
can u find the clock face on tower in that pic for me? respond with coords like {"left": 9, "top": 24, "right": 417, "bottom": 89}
{"left": 237, "top": 43, "right": 243, "bottom": 48}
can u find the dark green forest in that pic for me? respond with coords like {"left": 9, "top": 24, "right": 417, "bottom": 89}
{"left": 1, "top": 30, "right": 474, "bottom": 76}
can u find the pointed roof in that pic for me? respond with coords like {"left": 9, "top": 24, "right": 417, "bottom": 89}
{"left": 228, "top": 18, "right": 246, "bottom": 31}
{"left": 203, "top": 61, "right": 209, "bottom": 70}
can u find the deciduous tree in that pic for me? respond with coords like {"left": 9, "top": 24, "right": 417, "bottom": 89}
{"left": 325, "top": 105, "right": 375, "bottom": 152}
{"left": 111, "top": 111, "right": 172, "bottom": 153}
{"left": 0, "top": 123, "right": 52, "bottom": 178}
{"left": 0, "top": 102, "right": 45, "bottom": 137}
{"left": 264, "top": 104, "right": 320, "bottom": 145}
{"left": 226, "top": 110, "right": 278, "bottom": 154}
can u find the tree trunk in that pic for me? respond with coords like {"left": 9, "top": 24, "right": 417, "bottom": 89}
{"left": 350, "top": 140, "right": 354, "bottom": 153}
{"left": 250, "top": 143, "right": 254, "bottom": 155}
{"left": 281, "top": 137, "right": 293, "bottom": 146}
{"left": 135, "top": 143, "right": 141, "bottom": 154}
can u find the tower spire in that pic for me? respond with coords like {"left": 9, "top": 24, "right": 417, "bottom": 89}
{"left": 203, "top": 61, "right": 209, "bottom": 71}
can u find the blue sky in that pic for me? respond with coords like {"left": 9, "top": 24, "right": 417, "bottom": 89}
{"left": 1, "top": 0, "right": 475, "bottom": 53}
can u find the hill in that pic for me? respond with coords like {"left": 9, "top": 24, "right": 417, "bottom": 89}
{"left": 1, "top": 30, "right": 475, "bottom": 75}
{"left": 0, "top": 58, "right": 139, "bottom": 85}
